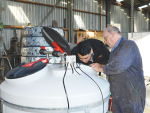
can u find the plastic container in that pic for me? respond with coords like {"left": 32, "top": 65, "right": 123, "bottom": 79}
{"left": 0, "top": 63, "right": 110, "bottom": 113}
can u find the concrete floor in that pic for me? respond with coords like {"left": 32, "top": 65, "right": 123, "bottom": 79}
{"left": 0, "top": 78, "right": 150, "bottom": 113}
{"left": 144, "top": 108, "right": 150, "bottom": 113}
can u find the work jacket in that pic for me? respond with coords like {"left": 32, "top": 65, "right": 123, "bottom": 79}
{"left": 102, "top": 38, "right": 146, "bottom": 112}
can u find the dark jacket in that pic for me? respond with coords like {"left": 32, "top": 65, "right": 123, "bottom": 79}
{"left": 71, "top": 39, "right": 110, "bottom": 65}
{"left": 103, "top": 38, "right": 145, "bottom": 113}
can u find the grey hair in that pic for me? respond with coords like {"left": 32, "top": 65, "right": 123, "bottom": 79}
{"left": 106, "top": 26, "right": 121, "bottom": 35}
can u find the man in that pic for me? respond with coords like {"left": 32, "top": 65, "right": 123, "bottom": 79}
{"left": 71, "top": 39, "right": 110, "bottom": 66}
{"left": 91, "top": 26, "right": 146, "bottom": 113}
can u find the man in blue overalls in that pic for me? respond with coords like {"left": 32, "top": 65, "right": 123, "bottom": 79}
{"left": 91, "top": 26, "right": 146, "bottom": 113}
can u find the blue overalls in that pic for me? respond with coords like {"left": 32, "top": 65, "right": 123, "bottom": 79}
{"left": 103, "top": 37, "right": 145, "bottom": 113}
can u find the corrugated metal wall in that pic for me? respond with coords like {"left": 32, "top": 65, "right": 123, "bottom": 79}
{"left": 73, "top": 12, "right": 100, "bottom": 30}
{"left": 101, "top": 16, "right": 106, "bottom": 31}
{"left": 73, "top": 0, "right": 106, "bottom": 31}
{"left": 74, "top": 0, "right": 100, "bottom": 13}
{"left": 0, "top": 0, "right": 68, "bottom": 51}
{"left": 101, "top": 0, "right": 106, "bottom": 15}
{"left": 110, "top": 4, "right": 130, "bottom": 39}
{"left": 2, "top": 0, "right": 149, "bottom": 51}
{"left": 0, "top": 0, "right": 107, "bottom": 52}
{"left": 110, "top": 4, "right": 149, "bottom": 39}
{"left": 2, "top": 0, "right": 68, "bottom": 26}
{"left": 101, "top": 0, "right": 106, "bottom": 31}
{"left": 134, "top": 11, "right": 148, "bottom": 32}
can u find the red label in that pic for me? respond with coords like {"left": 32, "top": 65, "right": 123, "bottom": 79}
{"left": 22, "top": 58, "right": 48, "bottom": 67}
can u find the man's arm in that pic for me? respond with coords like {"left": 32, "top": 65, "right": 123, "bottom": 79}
{"left": 102, "top": 41, "right": 137, "bottom": 75}
{"left": 91, "top": 63, "right": 104, "bottom": 72}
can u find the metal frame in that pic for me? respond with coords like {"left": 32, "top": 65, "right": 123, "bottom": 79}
{"left": 131, "top": 0, "right": 134, "bottom": 38}
{"left": 1, "top": 95, "right": 109, "bottom": 113}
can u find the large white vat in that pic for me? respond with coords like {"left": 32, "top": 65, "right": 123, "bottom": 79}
{"left": 0, "top": 62, "right": 110, "bottom": 113}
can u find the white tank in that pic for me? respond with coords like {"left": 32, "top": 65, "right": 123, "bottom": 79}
{"left": 0, "top": 56, "right": 110, "bottom": 113}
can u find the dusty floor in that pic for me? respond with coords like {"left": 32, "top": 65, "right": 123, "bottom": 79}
{"left": 0, "top": 78, "right": 150, "bottom": 113}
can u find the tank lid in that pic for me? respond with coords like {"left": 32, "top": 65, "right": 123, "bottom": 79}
{"left": 42, "top": 27, "right": 71, "bottom": 54}
{"left": 6, "top": 58, "right": 48, "bottom": 79}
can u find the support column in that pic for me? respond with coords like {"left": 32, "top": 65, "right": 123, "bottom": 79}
{"left": 148, "top": 11, "right": 150, "bottom": 31}
{"left": 106, "top": 0, "right": 111, "bottom": 27}
{"left": 131, "top": 0, "right": 134, "bottom": 38}
{"left": 68, "top": 0, "right": 74, "bottom": 43}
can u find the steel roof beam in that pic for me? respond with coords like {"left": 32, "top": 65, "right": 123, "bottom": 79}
{"left": 134, "top": 1, "right": 150, "bottom": 8}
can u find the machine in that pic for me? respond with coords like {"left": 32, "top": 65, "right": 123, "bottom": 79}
{"left": 0, "top": 27, "right": 110, "bottom": 113}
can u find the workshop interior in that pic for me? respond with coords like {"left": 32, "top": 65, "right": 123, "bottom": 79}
{"left": 0, "top": 0, "right": 150, "bottom": 113}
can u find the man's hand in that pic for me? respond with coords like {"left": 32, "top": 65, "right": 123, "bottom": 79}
{"left": 90, "top": 63, "right": 104, "bottom": 72}
{"left": 89, "top": 63, "right": 103, "bottom": 67}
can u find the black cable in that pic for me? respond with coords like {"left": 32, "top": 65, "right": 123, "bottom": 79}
{"left": 73, "top": 62, "right": 81, "bottom": 75}
{"left": 63, "top": 62, "right": 70, "bottom": 109}
{"left": 76, "top": 63, "right": 104, "bottom": 113}
{"left": 70, "top": 64, "right": 74, "bottom": 74}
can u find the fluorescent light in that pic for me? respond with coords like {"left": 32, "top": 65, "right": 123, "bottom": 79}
{"left": 116, "top": 0, "right": 124, "bottom": 2}
{"left": 138, "top": 5, "right": 148, "bottom": 9}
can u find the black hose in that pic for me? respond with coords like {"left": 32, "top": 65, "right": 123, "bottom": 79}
{"left": 70, "top": 64, "right": 74, "bottom": 74}
{"left": 73, "top": 62, "right": 81, "bottom": 75}
{"left": 63, "top": 62, "right": 70, "bottom": 109}
{"left": 76, "top": 63, "right": 104, "bottom": 113}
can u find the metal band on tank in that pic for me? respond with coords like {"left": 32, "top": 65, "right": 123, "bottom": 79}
{"left": 1, "top": 95, "right": 109, "bottom": 113}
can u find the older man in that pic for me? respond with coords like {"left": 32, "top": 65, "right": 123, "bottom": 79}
{"left": 91, "top": 26, "right": 146, "bottom": 113}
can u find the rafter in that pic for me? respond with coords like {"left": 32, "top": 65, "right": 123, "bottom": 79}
{"left": 134, "top": 1, "right": 150, "bottom": 8}
{"left": 111, "top": 1, "right": 148, "bottom": 12}
{"left": 9, "top": 0, "right": 68, "bottom": 9}
{"left": 136, "top": 0, "right": 143, "bottom": 3}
